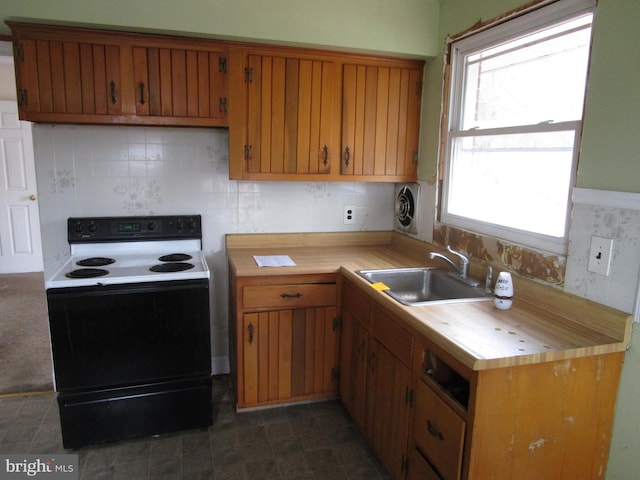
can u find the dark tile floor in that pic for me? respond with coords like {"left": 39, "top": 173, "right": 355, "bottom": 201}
{"left": 0, "top": 376, "right": 391, "bottom": 480}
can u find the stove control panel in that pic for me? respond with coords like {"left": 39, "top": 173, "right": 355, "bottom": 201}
{"left": 68, "top": 215, "right": 202, "bottom": 242}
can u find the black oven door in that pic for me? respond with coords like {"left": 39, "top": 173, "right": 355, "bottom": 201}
{"left": 46, "top": 279, "right": 211, "bottom": 392}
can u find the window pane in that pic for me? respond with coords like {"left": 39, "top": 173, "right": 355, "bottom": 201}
{"left": 447, "top": 131, "right": 575, "bottom": 237}
{"left": 461, "top": 15, "right": 592, "bottom": 130}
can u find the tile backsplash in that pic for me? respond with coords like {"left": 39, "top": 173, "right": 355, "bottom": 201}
{"left": 32, "top": 124, "right": 395, "bottom": 372}
{"left": 565, "top": 188, "right": 640, "bottom": 315}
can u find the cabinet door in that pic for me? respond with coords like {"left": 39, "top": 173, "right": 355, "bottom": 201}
{"left": 14, "top": 39, "right": 122, "bottom": 117}
{"left": 341, "top": 63, "right": 422, "bottom": 180}
{"left": 338, "top": 309, "right": 369, "bottom": 431}
{"left": 365, "top": 340, "right": 412, "bottom": 480}
{"left": 244, "top": 54, "right": 340, "bottom": 177}
{"left": 241, "top": 306, "right": 339, "bottom": 407}
{"left": 132, "top": 46, "right": 227, "bottom": 119}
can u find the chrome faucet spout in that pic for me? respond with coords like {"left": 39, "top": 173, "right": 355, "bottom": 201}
{"left": 428, "top": 252, "right": 459, "bottom": 273}
{"left": 428, "top": 245, "right": 470, "bottom": 278}
{"left": 445, "top": 245, "right": 469, "bottom": 278}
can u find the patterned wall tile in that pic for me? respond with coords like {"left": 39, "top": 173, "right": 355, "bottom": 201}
{"left": 31, "top": 124, "right": 396, "bottom": 370}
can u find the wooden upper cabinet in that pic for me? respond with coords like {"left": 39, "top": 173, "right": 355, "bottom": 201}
{"left": 341, "top": 63, "right": 422, "bottom": 180}
{"left": 13, "top": 37, "right": 123, "bottom": 116}
{"left": 242, "top": 53, "right": 341, "bottom": 179}
{"left": 131, "top": 46, "right": 227, "bottom": 120}
{"left": 229, "top": 46, "right": 424, "bottom": 182}
{"left": 8, "top": 22, "right": 228, "bottom": 127}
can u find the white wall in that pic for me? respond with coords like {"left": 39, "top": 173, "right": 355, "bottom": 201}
{"left": 32, "top": 124, "right": 396, "bottom": 372}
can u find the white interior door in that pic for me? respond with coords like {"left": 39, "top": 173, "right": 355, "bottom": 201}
{"left": 0, "top": 100, "right": 43, "bottom": 273}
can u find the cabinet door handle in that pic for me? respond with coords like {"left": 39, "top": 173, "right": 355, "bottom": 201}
{"left": 323, "top": 145, "right": 329, "bottom": 166}
{"left": 427, "top": 420, "right": 444, "bottom": 441}
{"left": 344, "top": 146, "right": 351, "bottom": 166}
{"left": 110, "top": 81, "right": 117, "bottom": 105}
{"left": 247, "top": 323, "right": 254, "bottom": 344}
{"left": 18, "top": 89, "right": 28, "bottom": 107}
{"left": 368, "top": 351, "right": 376, "bottom": 374}
{"left": 139, "top": 82, "right": 146, "bottom": 105}
{"left": 280, "top": 292, "right": 303, "bottom": 299}
{"left": 358, "top": 340, "right": 366, "bottom": 360}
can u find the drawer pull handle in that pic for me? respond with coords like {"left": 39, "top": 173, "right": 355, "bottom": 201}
{"left": 427, "top": 420, "right": 444, "bottom": 441}
{"left": 280, "top": 292, "right": 303, "bottom": 299}
{"left": 247, "top": 323, "right": 254, "bottom": 344}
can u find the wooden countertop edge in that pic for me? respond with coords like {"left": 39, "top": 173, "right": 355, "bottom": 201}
{"left": 226, "top": 231, "right": 633, "bottom": 371}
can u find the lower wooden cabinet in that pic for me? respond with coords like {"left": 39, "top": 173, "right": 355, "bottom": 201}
{"left": 339, "top": 280, "right": 414, "bottom": 479}
{"left": 365, "top": 339, "right": 412, "bottom": 480}
{"left": 241, "top": 306, "right": 338, "bottom": 406}
{"left": 338, "top": 308, "right": 369, "bottom": 430}
{"left": 340, "top": 278, "right": 625, "bottom": 480}
{"left": 229, "top": 273, "right": 340, "bottom": 409}
{"left": 229, "top": 269, "right": 625, "bottom": 479}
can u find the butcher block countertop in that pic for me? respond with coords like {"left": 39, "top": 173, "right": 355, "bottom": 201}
{"left": 226, "top": 231, "right": 632, "bottom": 371}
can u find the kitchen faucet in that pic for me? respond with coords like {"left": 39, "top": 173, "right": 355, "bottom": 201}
{"left": 428, "top": 246, "right": 480, "bottom": 287}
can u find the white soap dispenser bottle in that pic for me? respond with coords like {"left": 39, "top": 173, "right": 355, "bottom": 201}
{"left": 494, "top": 271, "right": 514, "bottom": 310}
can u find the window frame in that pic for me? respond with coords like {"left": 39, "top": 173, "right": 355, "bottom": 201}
{"left": 440, "top": 0, "right": 596, "bottom": 255}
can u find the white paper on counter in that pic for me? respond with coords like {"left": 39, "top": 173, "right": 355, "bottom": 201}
{"left": 253, "top": 255, "right": 297, "bottom": 267}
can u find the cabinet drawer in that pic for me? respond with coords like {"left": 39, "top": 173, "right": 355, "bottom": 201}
{"left": 408, "top": 447, "right": 442, "bottom": 480}
{"left": 243, "top": 283, "right": 336, "bottom": 309}
{"left": 414, "top": 380, "right": 465, "bottom": 480}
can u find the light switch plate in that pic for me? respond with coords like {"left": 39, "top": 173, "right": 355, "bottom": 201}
{"left": 587, "top": 236, "right": 613, "bottom": 276}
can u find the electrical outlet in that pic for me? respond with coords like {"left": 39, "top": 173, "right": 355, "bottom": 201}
{"left": 343, "top": 205, "right": 356, "bottom": 225}
{"left": 587, "top": 236, "right": 613, "bottom": 276}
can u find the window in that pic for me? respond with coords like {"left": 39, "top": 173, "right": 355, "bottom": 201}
{"left": 441, "top": 0, "right": 595, "bottom": 254}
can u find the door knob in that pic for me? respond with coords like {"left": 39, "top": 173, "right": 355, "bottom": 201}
{"left": 29, "top": 194, "right": 36, "bottom": 201}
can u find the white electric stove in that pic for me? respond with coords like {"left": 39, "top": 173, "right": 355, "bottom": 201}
{"left": 45, "top": 216, "right": 210, "bottom": 289}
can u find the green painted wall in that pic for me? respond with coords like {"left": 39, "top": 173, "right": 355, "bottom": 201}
{"left": 577, "top": 0, "right": 640, "bottom": 192}
{"left": 0, "top": 0, "right": 440, "bottom": 58}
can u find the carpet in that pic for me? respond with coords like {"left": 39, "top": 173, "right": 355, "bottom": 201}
{"left": 0, "top": 272, "right": 54, "bottom": 395}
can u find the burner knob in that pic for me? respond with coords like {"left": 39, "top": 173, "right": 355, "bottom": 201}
{"left": 176, "top": 220, "right": 184, "bottom": 230}
{"left": 74, "top": 222, "right": 83, "bottom": 234}
{"left": 147, "top": 221, "right": 156, "bottom": 231}
{"left": 88, "top": 221, "right": 97, "bottom": 233}
{"left": 188, "top": 218, "right": 197, "bottom": 230}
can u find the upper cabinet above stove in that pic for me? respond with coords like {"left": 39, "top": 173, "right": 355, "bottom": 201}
{"left": 8, "top": 22, "right": 229, "bottom": 128}
{"left": 8, "top": 22, "right": 423, "bottom": 183}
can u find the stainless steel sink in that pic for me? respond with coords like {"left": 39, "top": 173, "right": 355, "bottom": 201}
{"left": 355, "top": 267, "right": 491, "bottom": 306}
